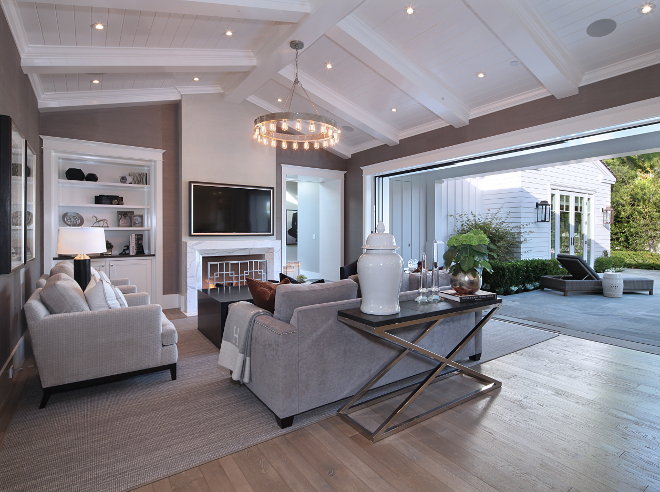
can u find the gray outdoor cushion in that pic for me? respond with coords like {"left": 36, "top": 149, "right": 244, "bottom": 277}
{"left": 50, "top": 261, "right": 74, "bottom": 278}
{"left": 39, "top": 273, "right": 90, "bottom": 314}
{"left": 274, "top": 279, "right": 358, "bottom": 323}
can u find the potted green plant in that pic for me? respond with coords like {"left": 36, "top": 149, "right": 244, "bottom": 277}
{"left": 296, "top": 274, "right": 307, "bottom": 283}
{"left": 105, "top": 239, "right": 114, "bottom": 256}
{"left": 443, "top": 229, "right": 496, "bottom": 294}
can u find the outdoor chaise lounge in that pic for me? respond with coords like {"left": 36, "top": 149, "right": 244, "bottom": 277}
{"left": 540, "top": 253, "right": 653, "bottom": 296}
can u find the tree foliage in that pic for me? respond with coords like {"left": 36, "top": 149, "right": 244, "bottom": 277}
{"left": 452, "top": 209, "right": 528, "bottom": 262}
{"left": 603, "top": 153, "right": 660, "bottom": 251}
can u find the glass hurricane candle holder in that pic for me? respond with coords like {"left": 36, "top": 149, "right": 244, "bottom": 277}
{"left": 415, "top": 252, "right": 429, "bottom": 303}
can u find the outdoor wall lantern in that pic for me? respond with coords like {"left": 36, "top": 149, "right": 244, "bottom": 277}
{"left": 603, "top": 206, "right": 614, "bottom": 225}
{"left": 536, "top": 201, "right": 551, "bottom": 222}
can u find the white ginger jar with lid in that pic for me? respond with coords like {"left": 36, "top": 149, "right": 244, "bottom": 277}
{"left": 358, "top": 221, "right": 404, "bottom": 315}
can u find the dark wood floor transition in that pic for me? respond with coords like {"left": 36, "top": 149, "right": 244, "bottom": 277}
{"left": 132, "top": 330, "right": 660, "bottom": 492}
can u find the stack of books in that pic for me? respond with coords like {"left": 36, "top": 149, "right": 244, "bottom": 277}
{"left": 438, "top": 289, "right": 497, "bottom": 303}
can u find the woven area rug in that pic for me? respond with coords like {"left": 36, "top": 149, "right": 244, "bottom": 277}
{"left": 0, "top": 316, "right": 556, "bottom": 492}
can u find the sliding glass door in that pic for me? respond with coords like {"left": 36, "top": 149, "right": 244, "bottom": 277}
{"left": 551, "top": 191, "right": 592, "bottom": 263}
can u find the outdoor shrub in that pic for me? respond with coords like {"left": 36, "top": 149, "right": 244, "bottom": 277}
{"left": 452, "top": 209, "right": 529, "bottom": 262}
{"left": 607, "top": 250, "right": 660, "bottom": 270}
{"left": 594, "top": 256, "right": 625, "bottom": 273}
{"left": 482, "top": 259, "right": 565, "bottom": 296}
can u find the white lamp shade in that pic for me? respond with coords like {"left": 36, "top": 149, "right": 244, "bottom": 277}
{"left": 57, "top": 227, "right": 107, "bottom": 255}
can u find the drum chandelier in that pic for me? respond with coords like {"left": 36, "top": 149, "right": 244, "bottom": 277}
{"left": 253, "top": 41, "right": 340, "bottom": 150}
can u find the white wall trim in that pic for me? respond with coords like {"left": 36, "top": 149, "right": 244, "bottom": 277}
{"left": 0, "top": 334, "right": 25, "bottom": 377}
{"left": 360, "top": 95, "right": 660, "bottom": 177}
{"left": 41, "top": 135, "right": 165, "bottom": 160}
{"left": 582, "top": 48, "right": 660, "bottom": 86}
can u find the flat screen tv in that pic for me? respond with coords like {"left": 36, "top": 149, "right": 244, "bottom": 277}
{"left": 190, "top": 181, "right": 273, "bottom": 236}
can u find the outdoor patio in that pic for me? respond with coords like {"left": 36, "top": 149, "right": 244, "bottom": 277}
{"left": 496, "top": 269, "right": 660, "bottom": 355}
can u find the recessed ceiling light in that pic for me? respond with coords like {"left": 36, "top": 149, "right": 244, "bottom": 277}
{"left": 326, "top": 63, "right": 332, "bottom": 69}
{"left": 406, "top": 6, "right": 414, "bottom": 14}
{"left": 93, "top": 23, "right": 104, "bottom": 30}
{"left": 638, "top": 3, "right": 655, "bottom": 13}
{"left": 342, "top": 126, "right": 355, "bottom": 132}
{"left": 92, "top": 79, "right": 100, "bottom": 84}
{"left": 510, "top": 60, "right": 519, "bottom": 66}
{"left": 277, "top": 98, "right": 282, "bottom": 102}
{"left": 225, "top": 30, "right": 233, "bottom": 36}
{"left": 586, "top": 18, "right": 617, "bottom": 37}
{"left": 477, "top": 72, "right": 486, "bottom": 78}
{"left": 193, "top": 77, "right": 199, "bottom": 81}
{"left": 391, "top": 108, "right": 397, "bottom": 112}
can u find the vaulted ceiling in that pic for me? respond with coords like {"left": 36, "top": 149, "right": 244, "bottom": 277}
{"left": 3, "top": 0, "right": 660, "bottom": 158}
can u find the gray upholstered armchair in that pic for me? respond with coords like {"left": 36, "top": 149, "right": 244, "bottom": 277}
{"left": 25, "top": 273, "right": 178, "bottom": 408}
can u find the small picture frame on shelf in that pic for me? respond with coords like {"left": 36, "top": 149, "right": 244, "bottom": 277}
{"left": 133, "top": 214, "right": 143, "bottom": 227}
{"left": 129, "top": 172, "right": 147, "bottom": 185}
{"left": 117, "top": 211, "right": 134, "bottom": 227}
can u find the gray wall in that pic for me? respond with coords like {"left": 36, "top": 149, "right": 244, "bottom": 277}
{"left": 40, "top": 103, "right": 181, "bottom": 296}
{"left": 344, "top": 63, "right": 660, "bottom": 260}
{"left": 0, "top": 7, "right": 41, "bottom": 408}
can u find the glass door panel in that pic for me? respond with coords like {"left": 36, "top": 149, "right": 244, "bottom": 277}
{"left": 559, "top": 194, "right": 571, "bottom": 254}
{"left": 551, "top": 191, "right": 592, "bottom": 262}
{"left": 574, "top": 196, "right": 584, "bottom": 257}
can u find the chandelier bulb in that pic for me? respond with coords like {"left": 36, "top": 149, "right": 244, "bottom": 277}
{"left": 257, "top": 134, "right": 262, "bottom": 142}
{"left": 263, "top": 137, "right": 268, "bottom": 146}
{"left": 269, "top": 122, "right": 276, "bottom": 132}
{"left": 295, "top": 120, "right": 302, "bottom": 131}
{"left": 321, "top": 124, "right": 326, "bottom": 134}
{"left": 323, "top": 140, "right": 328, "bottom": 148}
{"left": 282, "top": 141, "right": 287, "bottom": 149}
{"left": 304, "top": 141, "right": 309, "bottom": 150}
{"left": 309, "top": 122, "right": 315, "bottom": 132}
{"left": 271, "top": 138, "right": 276, "bottom": 147}
{"left": 314, "top": 141, "right": 320, "bottom": 149}
{"left": 292, "top": 141, "right": 298, "bottom": 150}
{"left": 281, "top": 120, "right": 288, "bottom": 131}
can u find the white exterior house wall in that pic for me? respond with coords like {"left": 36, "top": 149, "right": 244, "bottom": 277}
{"left": 388, "top": 161, "right": 614, "bottom": 266}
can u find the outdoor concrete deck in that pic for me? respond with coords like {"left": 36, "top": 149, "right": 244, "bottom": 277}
{"left": 496, "top": 269, "right": 660, "bottom": 354}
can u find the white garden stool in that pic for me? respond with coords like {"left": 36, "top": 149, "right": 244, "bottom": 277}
{"left": 602, "top": 272, "right": 623, "bottom": 298}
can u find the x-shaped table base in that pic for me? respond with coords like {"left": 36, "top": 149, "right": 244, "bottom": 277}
{"left": 337, "top": 302, "right": 501, "bottom": 442}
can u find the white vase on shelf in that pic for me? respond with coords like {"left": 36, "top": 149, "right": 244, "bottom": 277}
{"left": 358, "top": 222, "right": 404, "bottom": 315}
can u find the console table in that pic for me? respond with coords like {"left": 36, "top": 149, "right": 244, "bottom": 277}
{"left": 337, "top": 298, "right": 502, "bottom": 442}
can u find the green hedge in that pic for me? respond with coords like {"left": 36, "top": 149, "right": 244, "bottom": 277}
{"left": 595, "top": 250, "right": 660, "bottom": 272}
{"left": 482, "top": 259, "right": 566, "bottom": 296}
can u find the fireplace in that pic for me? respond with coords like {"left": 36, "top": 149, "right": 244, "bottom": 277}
{"left": 202, "top": 254, "right": 267, "bottom": 289}
{"left": 185, "top": 239, "right": 281, "bottom": 315}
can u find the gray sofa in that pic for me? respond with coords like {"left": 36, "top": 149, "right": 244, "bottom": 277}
{"left": 25, "top": 267, "right": 178, "bottom": 408}
{"left": 242, "top": 274, "right": 481, "bottom": 428}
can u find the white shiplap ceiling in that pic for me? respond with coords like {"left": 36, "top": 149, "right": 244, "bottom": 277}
{"left": 3, "top": 0, "right": 660, "bottom": 158}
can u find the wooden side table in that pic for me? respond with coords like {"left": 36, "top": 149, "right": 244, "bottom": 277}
{"left": 337, "top": 298, "right": 502, "bottom": 442}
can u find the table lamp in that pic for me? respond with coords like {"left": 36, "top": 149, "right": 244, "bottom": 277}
{"left": 57, "top": 227, "right": 107, "bottom": 289}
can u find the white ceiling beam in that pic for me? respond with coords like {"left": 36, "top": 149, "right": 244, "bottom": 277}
{"left": 327, "top": 15, "right": 469, "bottom": 128}
{"left": 247, "top": 95, "right": 352, "bottom": 158}
{"left": 224, "top": 0, "right": 365, "bottom": 103}
{"left": 21, "top": 46, "right": 256, "bottom": 74}
{"left": 275, "top": 65, "right": 399, "bottom": 145}
{"left": 38, "top": 0, "right": 310, "bottom": 22}
{"left": 464, "top": 0, "right": 583, "bottom": 98}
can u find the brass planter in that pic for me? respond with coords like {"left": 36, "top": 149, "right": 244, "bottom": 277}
{"left": 450, "top": 270, "right": 481, "bottom": 295}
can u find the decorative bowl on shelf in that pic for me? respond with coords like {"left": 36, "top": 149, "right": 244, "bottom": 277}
{"left": 62, "top": 212, "right": 84, "bottom": 227}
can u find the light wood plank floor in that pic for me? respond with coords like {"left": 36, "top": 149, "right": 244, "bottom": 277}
{"left": 130, "top": 331, "right": 660, "bottom": 492}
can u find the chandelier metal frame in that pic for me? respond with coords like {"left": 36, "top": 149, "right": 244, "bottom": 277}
{"left": 253, "top": 41, "right": 340, "bottom": 150}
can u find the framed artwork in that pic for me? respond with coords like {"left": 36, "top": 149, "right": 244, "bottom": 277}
{"left": 286, "top": 209, "right": 297, "bottom": 245}
{"left": 133, "top": 214, "right": 143, "bottom": 227}
{"left": 0, "top": 115, "right": 26, "bottom": 273}
{"left": 117, "top": 211, "right": 134, "bottom": 227}
{"left": 25, "top": 143, "right": 35, "bottom": 262}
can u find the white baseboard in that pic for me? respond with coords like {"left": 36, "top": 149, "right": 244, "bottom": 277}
{"left": 159, "top": 294, "right": 181, "bottom": 310}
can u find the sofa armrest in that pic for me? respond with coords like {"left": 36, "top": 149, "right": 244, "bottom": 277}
{"left": 124, "top": 292, "right": 150, "bottom": 306}
{"left": 117, "top": 285, "right": 138, "bottom": 294}
{"left": 245, "top": 315, "right": 300, "bottom": 418}
{"left": 110, "top": 278, "right": 130, "bottom": 286}
{"left": 28, "top": 304, "right": 165, "bottom": 388}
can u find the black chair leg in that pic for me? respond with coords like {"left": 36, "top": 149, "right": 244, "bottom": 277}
{"left": 276, "top": 416, "right": 294, "bottom": 429}
{"left": 469, "top": 353, "right": 482, "bottom": 361}
{"left": 39, "top": 389, "right": 52, "bottom": 409}
{"left": 169, "top": 364, "right": 177, "bottom": 380}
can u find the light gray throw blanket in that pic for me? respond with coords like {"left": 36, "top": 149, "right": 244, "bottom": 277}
{"left": 218, "top": 301, "right": 272, "bottom": 383}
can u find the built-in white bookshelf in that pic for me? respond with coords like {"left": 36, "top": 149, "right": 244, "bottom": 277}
{"left": 42, "top": 136, "right": 166, "bottom": 304}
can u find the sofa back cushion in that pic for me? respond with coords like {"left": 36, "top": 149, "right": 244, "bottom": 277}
{"left": 39, "top": 273, "right": 90, "bottom": 314}
{"left": 274, "top": 279, "right": 358, "bottom": 323}
{"left": 50, "top": 261, "right": 74, "bottom": 278}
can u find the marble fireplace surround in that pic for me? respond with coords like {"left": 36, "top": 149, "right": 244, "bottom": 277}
{"left": 184, "top": 239, "right": 281, "bottom": 315}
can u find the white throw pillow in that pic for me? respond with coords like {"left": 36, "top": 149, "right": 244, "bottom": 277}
{"left": 90, "top": 266, "right": 101, "bottom": 283}
{"left": 85, "top": 276, "right": 122, "bottom": 311}
{"left": 111, "top": 284, "right": 128, "bottom": 308}
{"left": 98, "top": 271, "right": 111, "bottom": 284}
